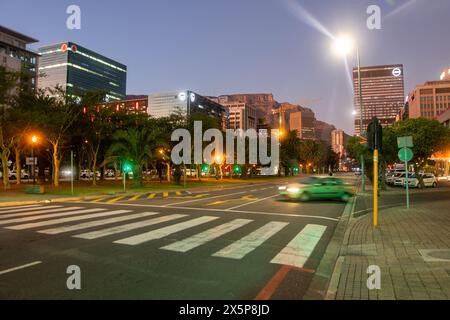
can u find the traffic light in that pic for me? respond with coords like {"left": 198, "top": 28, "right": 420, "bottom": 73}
{"left": 123, "top": 161, "right": 133, "bottom": 173}
{"left": 367, "top": 117, "right": 383, "bottom": 151}
{"left": 293, "top": 166, "right": 299, "bottom": 174}
{"left": 201, "top": 164, "right": 209, "bottom": 173}
{"left": 233, "top": 165, "right": 242, "bottom": 175}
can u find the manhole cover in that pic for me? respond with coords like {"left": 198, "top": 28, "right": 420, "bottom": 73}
{"left": 419, "top": 249, "right": 450, "bottom": 262}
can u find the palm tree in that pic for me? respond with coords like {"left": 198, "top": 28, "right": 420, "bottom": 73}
{"left": 109, "top": 126, "right": 163, "bottom": 187}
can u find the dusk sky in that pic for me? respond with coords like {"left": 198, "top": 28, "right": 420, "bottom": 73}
{"left": 1, "top": 0, "right": 449, "bottom": 134}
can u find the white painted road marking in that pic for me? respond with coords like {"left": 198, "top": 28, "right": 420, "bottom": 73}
{"left": 270, "top": 224, "right": 327, "bottom": 269}
{"left": 74, "top": 214, "right": 187, "bottom": 240}
{"left": 161, "top": 219, "right": 253, "bottom": 253}
{"left": 166, "top": 191, "right": 246, "bottom": 206}
{"left": 213, "top": 221, "right": 289, "bottom": 260}
{"left": 0, "top": 207, "right": 93, "bottom": 226}
{"left": 0, "top": 261, "right": 42, "bottom": 276}
{"left": 0, "top": 206, "right": 67, "bottom": 219}
{"left": 38, "top": 212, "right": 160, "bottom": 235}
{"left": 0, "top": 205, "right": 45, "bottom": 214}
{"left": 114, "top": 216, "right": 219, "bottom": 246}
{"left": 7, "top": 210, "right": 131, "bottom": 230}
{"left": 226, "top": 194, "right": 279, "bottom": 211}
{"left": 75, "top": 201, "right": 340, "bottom": 222}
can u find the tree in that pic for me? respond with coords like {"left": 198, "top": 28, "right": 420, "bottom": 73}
{"left": 109, "top": 122, "right": 164, "bottom": 187}
{"left": 31, "top": 87, "right": 80, "bottom": 187}
{"left": 280, "top": 130, "right": 302, "bottom": 175}
{"left": 0, "top": 67, "right": 19, "bottom": 188}
{"left": 385, "top": 118, "right": 450, "bottom": 185}
{"left": 77, "top": 91, "right": 116, "bottom": 186}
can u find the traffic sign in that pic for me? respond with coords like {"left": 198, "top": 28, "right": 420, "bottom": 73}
{"left": 397, "top": 136, "right": 413, "bottom": 149}
{"left": 26, "top": 157, "right": 37, "bottom": 165}
{"left": 398, "top": 148, "right": 413, "bottom": 162}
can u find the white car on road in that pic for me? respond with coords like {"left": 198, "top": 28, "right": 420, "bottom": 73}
{"left": 405, "top": 173, "right": 438, "bottom": 189}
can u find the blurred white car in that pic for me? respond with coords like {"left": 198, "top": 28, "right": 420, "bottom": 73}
{"left": 405, "top": 173, "right": 437, "bottom": 189}
{"left": 394, "top": 173, "right": 407, "bottom": 187}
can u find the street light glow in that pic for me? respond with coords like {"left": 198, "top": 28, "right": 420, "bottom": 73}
{"left": 333, "top": 35, "right": 354, "bottom": 56}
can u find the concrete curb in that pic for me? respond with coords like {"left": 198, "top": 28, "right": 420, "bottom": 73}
{"left": 0, "top": 195, "right": 101, "bottom": 207}
{"left": 303, "top": 177, "right": 361, "bottom": 300}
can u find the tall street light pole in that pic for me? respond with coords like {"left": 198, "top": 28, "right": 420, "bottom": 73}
{"left": 333, "top": 35, "right": 365, "bottom": 191}
{"left": 356, "top": 46, "right": 366, "bottom": 191}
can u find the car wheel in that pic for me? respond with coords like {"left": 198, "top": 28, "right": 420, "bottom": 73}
{"left": 432, "top": 182, "right": 437, "bottom": 188}
{"left": 341, "top": 193, "right": 351, "bottom": 202}
{"left": 300, "top": 192, "right": 311, "bottom": 202}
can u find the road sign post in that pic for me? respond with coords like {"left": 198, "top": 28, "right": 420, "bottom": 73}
{"left": 398, "top": 147, "right": 413, "bottom": 209}
{"left": 374, "top": 149, "right": 379, "bottom": 226}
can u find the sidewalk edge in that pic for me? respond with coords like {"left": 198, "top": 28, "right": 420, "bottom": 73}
{"left": 303, "top": 182, "right": 359, "bottom": 300}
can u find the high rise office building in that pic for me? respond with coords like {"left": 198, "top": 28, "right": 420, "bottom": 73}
{"left": 0, "top": 25, "right": 38, "bottom": 91}
{"left": 38, "top": 42, "right": 127, "bottom": 101}
{"left": 353, "top": 64, "right": 405, "bottom": 135}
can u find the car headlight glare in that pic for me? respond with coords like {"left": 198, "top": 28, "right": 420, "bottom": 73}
{"left": 287, "top": 188, "right": 300, "bottom": 193}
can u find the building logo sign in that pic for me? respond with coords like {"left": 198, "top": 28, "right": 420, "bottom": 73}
{"left": 392, "top": 67, "right": 402, "bottom": 77}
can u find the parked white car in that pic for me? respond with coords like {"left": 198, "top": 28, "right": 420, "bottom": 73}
{"left": 394, "top": 173, "right": 407, "bottom": 187}
{"left": 386, "top": 172, "right": 404, "bottom": 185}
{"left": 405, "top": 173, "right": 438, "bottom": 189}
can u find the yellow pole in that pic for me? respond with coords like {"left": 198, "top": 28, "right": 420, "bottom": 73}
{"left": 374, "top": 149, "right": 379, "bottom": 227}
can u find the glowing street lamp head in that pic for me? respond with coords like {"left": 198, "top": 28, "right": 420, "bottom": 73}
{"left": 333, "top": 35, "right": 354, "bottom": 56}
{"left": 31, "top": 135, "right": 39, "bottom": 144}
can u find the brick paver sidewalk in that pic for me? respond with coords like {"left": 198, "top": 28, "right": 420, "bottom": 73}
{"left": 334, "top": 198, "right": 450, "bottom": 300}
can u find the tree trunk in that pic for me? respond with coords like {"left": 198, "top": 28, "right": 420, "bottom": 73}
{"left": 52, "top": 142, "right": 61, "bottom": 187}
{"left": 166, "top": 163, "right": 171, "bottom": 182}
{"left": 92, "top": 153, "right": 97, "bottom": 186}
{"left": 15, "top": 147, "right": 21, "bottom": 185}
{"left": 1, "top": 151, "right": 10, "bottom": 189}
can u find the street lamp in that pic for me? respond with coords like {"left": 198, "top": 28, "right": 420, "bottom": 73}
{"left": 333, "top": 34, "right": 366, "bottom": 190}
{"left": 30, "top": 135, "right": 39, "bottom": 185}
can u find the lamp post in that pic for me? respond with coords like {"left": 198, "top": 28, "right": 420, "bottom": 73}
{"left": 31, "top": 135, "right": 38, "bottom": 185}
{"left": 333, "top": 35, "right": 366, "bottom": 191}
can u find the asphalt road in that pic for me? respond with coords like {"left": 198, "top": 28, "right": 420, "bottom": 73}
{"left": 0, "top": 174, "right": 357, "bottom": 300}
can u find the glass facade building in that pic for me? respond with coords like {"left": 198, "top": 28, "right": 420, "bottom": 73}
{"left": 148, "top": 91, "right": 228, "bottom": 130}
{"left": 38, "top": 42, "right": 127, "bottom": 101}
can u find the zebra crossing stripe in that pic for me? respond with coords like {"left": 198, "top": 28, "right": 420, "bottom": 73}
{"left": 270, "top": 224, "right": 327, "bottom": 269}
{"left": 0, "top": 207, "right": 89, "bottom": 225}
{"left": 147, "top": 193, "right": 156, "bottom": 199}
{"left": 0, "top": 206, "right": 65, "bottom": 219}
{"left": 163, "top": 192, "right": 169, "bottom": 198}
{"left": 74, "top": 214, "right": 187, "bottom": 240}
{"left": 213, "top": 221, "right": 289, "bottom": 260}
{"left": 114, "top": 216, "right": 219, "bottom": 246}
{"left": 6, "top": 210, "right": 131, "bottom": 230}
{"left": 38, "top": 212, "right": 160, "bottom": 235}
{"left": 0, "top": 205, "right": 43, "bottom": 214}
{"left": 161, "top": 219, "right": 253, "bottom": 253}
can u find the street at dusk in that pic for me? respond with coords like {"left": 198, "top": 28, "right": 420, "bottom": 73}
{"left": 1, "top": 0, "right": 450, "bottom": 311}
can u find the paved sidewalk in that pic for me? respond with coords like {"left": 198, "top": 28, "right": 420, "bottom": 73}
{"left": 333, "top": 198, "right": 450, "bottom": 300}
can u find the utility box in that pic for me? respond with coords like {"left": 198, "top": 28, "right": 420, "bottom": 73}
{"left": 26, "top": 185, "right": 45, "bottom": 194}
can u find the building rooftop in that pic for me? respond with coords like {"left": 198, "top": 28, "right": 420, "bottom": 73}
{"left": 0, "top": 25, "right": 38, "bottom": 44}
